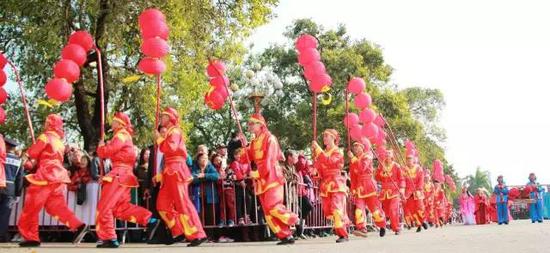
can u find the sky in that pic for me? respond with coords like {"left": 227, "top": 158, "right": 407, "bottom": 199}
{"left": 247, "top": 0, "right": 550, "bottom": 185}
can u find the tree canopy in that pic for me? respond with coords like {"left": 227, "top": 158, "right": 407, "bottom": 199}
{"left": 0, "top": 0, "right": 278, "bottom": 150}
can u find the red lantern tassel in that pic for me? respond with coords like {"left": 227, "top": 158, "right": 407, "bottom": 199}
{"left": 7, "top": 61, "right": 35, "bottom": 143}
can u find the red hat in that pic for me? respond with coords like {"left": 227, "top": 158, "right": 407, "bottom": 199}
{"left": 432, "top": 159, "right": 445, "bottom": 183}
{"left": 248, "top": 113, "right": 266, "bottom": 126}
{"left": 45, "top": 114, "right": 64, "bottom": 137}
{"left": 162, "top": 107, "right": 179, "bottom": 125}
{"left": 323, "top": 129, "right": 340, "bottom": 144}
{"left": 113, "top": 112, "right": 133, "bottom": 134}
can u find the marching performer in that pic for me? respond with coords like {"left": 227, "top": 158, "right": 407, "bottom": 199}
{"left": 17, "top": 114, "right": 87, "bottom": 247}
{"left": 403, "top": 154, "right": 428, "bottom": 232}
{"left": 375, "top": 149, "right": 405, "bottom": 235}
{"left": 348, "top": 141, "right": 387, "bottom": 237}
{"left": 312, "top": 129, "right": 349, "bottom": 243}
{"left": 154, "top": 107, "right": 207, "bottom": 246}
{"left": 239, "top": 113, "right": 299, "bottom": 245}
{"left": 95, "top": 112, "right": 157, "bottom": 248}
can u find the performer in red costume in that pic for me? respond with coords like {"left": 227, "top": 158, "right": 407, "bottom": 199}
{"left": 423, "top": 172, "right": 436, "bottom": 225}
{"left": 375, "top": 149, "right": 405, "bottom": 235}
{"left": 239, "top": 113, "right": 298, "bottom": 245}
{"left": 154, "top": 107, "right": 207, "bottom": 247}
{"left": 17, "top": 114, "right": 87, "bottom": 247}
{"left": 348, "top": 141, "right": 387, "bottom": 237}
{"left": 312, "top": 129, "right": 349, "bottom": 243}
{"left": 433, "top": 181, "right": 446, "bottom": 227}
{"left": 403, "top": 155, "right": 428, "bottom": 232}
{"left": 95, "top": 112, "right": 156, "bottom": 248}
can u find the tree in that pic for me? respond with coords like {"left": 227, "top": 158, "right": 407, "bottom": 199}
{"left": 0, "top": 0, "right": 278, "bottom": 151}
{"left": 464, "top": 167, "right": 493, "bottom": 194}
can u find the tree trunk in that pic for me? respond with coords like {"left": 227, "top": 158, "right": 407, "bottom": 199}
{"left": 74, "top": 0, "right": 110, "bottom": 152}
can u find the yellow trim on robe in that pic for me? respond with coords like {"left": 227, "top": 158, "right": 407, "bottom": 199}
{"left": 25, "top": 175, "right": 48, "bottom": 186}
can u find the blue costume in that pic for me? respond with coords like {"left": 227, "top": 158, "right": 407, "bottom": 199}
{"left": 526, "top": 177, "right": 545, "bottom": 223}
{"left": 493, "top": 178, "right": 509, "bottom": 225}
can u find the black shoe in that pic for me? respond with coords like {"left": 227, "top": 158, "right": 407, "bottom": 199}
{"left": 504, "top": 222, "right": 509, "bottom": 225}
{"left": 187, "top": 237, "right": 207, "bottom": 247}
{"left": 19, "top": 241, "right": 41, "bottom": 247}
{"left": 416, "top": 226, "right": 422, "bottom": 233}
{"left": 379, "top": 228, "right": 386, "bottom": 237}
{"left": 298, "top": 234, "right": 307, "bottom": 240}
{"left": 146, "top": 219, "right": 160, "bottom": 241}
{"left": 164, "top": 235, "right": 185, "bottom": 245}
{"left": 395, "top": 231, "right": 400, "bottom": 235}
{"left": 277, "top": 236, "right": 295, "bottom": 245}
{"left": 335, "top": 237, "right": 349, "bottom": 243}
{"left": 422, "top": 222, "right": 429, "bottom": 230}
{"left": 97, "top": 240, "right": 120, "bottom": 248}
{"left": 538, "top": 220, "right": 543, "bottom": 223}
{"left": 72, "top": 224, "right": 89, "bottom": 244}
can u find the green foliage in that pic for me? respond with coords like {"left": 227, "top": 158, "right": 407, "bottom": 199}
{"left": 0, "top": 0, "right": 278, "bottom": 150}
{"left": 464, "top": 167, "right": 493, "bottom": 194}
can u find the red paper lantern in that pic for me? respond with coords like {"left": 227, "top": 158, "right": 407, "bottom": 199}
{"left": 61, "top": 44, "right": 87, "bottom": 66}
{"left": 359, "top": 108, "right": 376, "bottom": 124}
{"left": 303, "top": 61, "right": 325, "bottom": 80}
{"left": 0, "top": 107, "right": 5, "bottom": 125}
{"left": 308, "top": 80, "right": 327, "bottom": 93}
{"left": 53, "top": 59, "right": 80, "bottom": 83}
{"left": 374, "top": 115, "right": 386, "bottom": 128}
{"left": 295, "top": 34, "right": 318, "bottom": 52}
{"left": 140, "top": 20, "right": 169, "bottom": 40}
{"left": 347, "top": 77, "right": 366, "bottom": 95}
{"left": 138, "top": 57, "right": 166, "bottom": 75}
{"left": 209, "top": 75, "right": 229, "bottom": 88}
{"left": 141, "top": 37, "right": 169, "bottom": 58}
{"left": 68, "top": 31, "right": 95, "bottom": 52}
{"left": 362, "top": 123, "right": 379, "bottom": 141}
{"left": 0, "top": 71, "right": 6, "bottom": 87}
{"left": 206, "top": 60, "right": 226, "bottom": 77}
{"left": 309, "top": 73, "right": 331, "bottom": 93}
{"left": 297, "top": 48, "right": 320, "bottom": 66}
{"left": 211, "top": 84, "right": 229, "bottom": 99}
{"left": 372, "top": 132, "right": 386, "bottom": 146}
{"left": 0, "top": 88, "right": 7, "bottom": 104}
{"left": 350, "top": 124, "right": 363, "bottom": 141}
{"left": 354, "top": 92, "right": 372, "bottom": 109}
{"left": 204, "top": 90, "right": 225, "bottom": 110}
{"left": 45, "top": 78, "right": 73, "bottom": 102}
{"left": 0, "top": 53, "right": 7, "bottom": 69}
{"left": 343, "top": 113, "right": 360, "bottom": 128}
{"left": 139, "top": 9, "right": 166, "bottom": 27}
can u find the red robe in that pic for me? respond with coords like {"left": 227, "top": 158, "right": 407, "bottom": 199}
{"left": 96, "top": 128, "right": 152, "bottom": 241}
{"left": 314, "top": 146, "right": 348, "bottom": 238}
{"left": 375, "top": 162, "right": 404, "bottom": 232}
{"left": 240, "top": 128, "right": 298, "bottom": 239}
{"left": 349, "top": 152, "right": 386, "bottom": 229}
{"left": 403, "top": 165, "right": 425, "bottom": 227}
{"left": 474, "top": 194, "right": 489, "bottom": 224}
{"left": 156, "top": 125, "right": 206, "bottom": 240}
{"left": 424, "top": 181, "right": 435, "bottom": 224}
{"left": 434, "top": 185, "right": 446, "bottom": 226}
{"left": 18, "top": 131, "right": 83, "bottom": 242}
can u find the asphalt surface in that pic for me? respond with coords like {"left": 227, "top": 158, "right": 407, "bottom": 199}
{"left": 1, "top": 219, "right": 548, "bottom": 253}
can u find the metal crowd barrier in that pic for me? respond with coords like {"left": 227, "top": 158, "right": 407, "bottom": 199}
{"left": 8, "top": 175, "right": 383, "bottom": 241}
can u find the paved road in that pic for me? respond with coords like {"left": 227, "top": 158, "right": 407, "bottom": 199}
{"left": 1, "top": 220, "right": 548, "bottom": 253}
